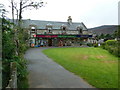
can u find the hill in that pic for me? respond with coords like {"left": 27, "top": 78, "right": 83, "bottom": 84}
{"left": 88, "top": 25, "right": 118, "bottom": 35}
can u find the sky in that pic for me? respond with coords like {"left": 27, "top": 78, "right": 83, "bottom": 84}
{"left": 0, "top": 0, "right": 119, "bottom": 28}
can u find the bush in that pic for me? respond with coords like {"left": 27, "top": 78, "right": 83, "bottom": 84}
{"left": 101, "top": 40, "right": 119, "bottom": 57}
{"left": 2, "top": 18, "right": 29, "bottom": 88}
{"left": 13, "top": 56, "right": 29, "bottom": 88}
{"left": 87, "top": 43, "right": 93, "bottom": 47}
{"left": 101, "top": 43, "right": 105, "bottom": 49}
{"left": 105, "top": 40, "right": 117, "bottom": 46}
{"left": 93, "top": 43, "right": 98, "bottom": 47}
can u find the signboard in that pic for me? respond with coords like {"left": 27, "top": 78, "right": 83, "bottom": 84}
{"left": 36, "top": 35, "right": 92, "bottom": 38}
{"left": 33, "top": 35, "right": 36, "bottom": 37}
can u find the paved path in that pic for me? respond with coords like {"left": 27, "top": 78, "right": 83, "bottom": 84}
{"left": 24, "top": 47, "right": 94, "bottom": 88}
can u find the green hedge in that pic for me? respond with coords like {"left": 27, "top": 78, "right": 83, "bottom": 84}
{"left": 87, "top": 43, "right": 93, "bottom": 47}
{"left": 105, "top": 40, "right": 118, "bottom": 46}
{"left": 101, "top": 40, "right": 120, "bottom": 57}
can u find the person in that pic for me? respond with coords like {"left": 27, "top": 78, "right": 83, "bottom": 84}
{"left": 44, "top": 40, "right": 47, "bottom": 46}
{"left": 41, "top": 40, "right": 44, "bottom": 47}
{"left": 98, "top": 43, "right": 101, "bottom": 46}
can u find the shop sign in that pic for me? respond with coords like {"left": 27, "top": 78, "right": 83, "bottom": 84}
{"left": 36, "top": 35, "right": 92, "bottom": 38}
{"left": 36, "top": 35, "right": 58, "bottom": 38}
{"left": 76, "top": 35, "right": 92, "bottom": 37}
{"left": 58, "top": 35, "right": 75, "bottom": 38}
{"left": 33, "top": 34, "right": 36, "bottom": 37}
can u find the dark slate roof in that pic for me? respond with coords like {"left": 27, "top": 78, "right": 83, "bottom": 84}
{"left": 21, "top": 19, "right": 87, "bottom": 30}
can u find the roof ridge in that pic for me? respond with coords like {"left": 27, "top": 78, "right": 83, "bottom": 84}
{"left": 24, "top": 19, "right": 82, "bottom": 24}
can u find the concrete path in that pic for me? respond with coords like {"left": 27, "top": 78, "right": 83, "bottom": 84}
{"left": 24, "top": 47, "right": 94, "bottom": 88}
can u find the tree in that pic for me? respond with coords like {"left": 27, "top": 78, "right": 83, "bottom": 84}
{"left": 117, "top": 25, "right": 120, "bottom": 40}
{"left": 1, "top": 6, "right": 16, "bottom": 88}
{"left": 113, "top": 25, "right": 120, "bottom": 40}
{"left": 10, "top": 0, "right": 45, "bottom": 26}
{"left": 105, "top": 34, "right": 112, "bottom": 40}
{"left": 99, "top": 33, "right": 105, "bottom": 39}
{"left": 8, "top": 0, "right": 45, "bottom": 55}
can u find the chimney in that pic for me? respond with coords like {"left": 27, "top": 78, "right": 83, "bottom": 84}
{"left": 67, "top": 16, "right": 72, "bottom": 25}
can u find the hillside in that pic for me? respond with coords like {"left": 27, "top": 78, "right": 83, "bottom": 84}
{"left": 88, "top": 25, "right": 118, "bottom": 35}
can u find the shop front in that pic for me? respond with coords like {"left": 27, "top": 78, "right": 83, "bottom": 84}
{"left": 32, "top": 34, "right": 92, "bottom": 47}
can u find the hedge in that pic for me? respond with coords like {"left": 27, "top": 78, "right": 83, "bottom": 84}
{"left": 101, "top": 40, "right": 120, "bottom": 57}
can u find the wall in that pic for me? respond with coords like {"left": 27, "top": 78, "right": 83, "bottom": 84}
{"left": 36, "top": 29, "right": 83, "bottom": 35}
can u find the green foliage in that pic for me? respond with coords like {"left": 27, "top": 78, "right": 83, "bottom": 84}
{"left": 93, "top": 43, "right": 98, "bottom": 47}
{"left": 18, "top": 28, "right": 29, "bottom": 55}
{"left": 99, "top": 33, "right": 105, "bottom": 39}
{"left": 2, "top": 18, "right": 16, "bottom": 88}
{"left": 2, "top": 31, "right": 15, "bottom": 59}
{"left": 87, "top": 43, "right": 98, "bottom": 47}
{"left": 12, "top": 56, "right": 29, "bottom": 88}
{"left": 87, "top": 43, "right": 93, "bottom": 47}
{"left": 2, "top": 59, "right": 11, "bottom": 88}
{"left": 105, "top": 34, "right": 112, "bottom": 39}
{"left": 2, "top": 18, "right": 29, "bottom": 88}
{"left": 101, "top": 40, "right": 119, "bottom": 57}
{"left": 118, "top": 25, "right": 120, "bottom": 38}
{"left": 98, "top": 33, "right": 113, "bottom": 40}
{"left": 105, "top": 40, "right": 117, "bottom": 45}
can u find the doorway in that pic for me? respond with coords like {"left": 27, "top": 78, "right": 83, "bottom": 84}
{"left": 48, "top": 39, "right": 52, "bottom": 46}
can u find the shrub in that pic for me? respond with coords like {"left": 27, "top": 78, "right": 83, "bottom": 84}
{"left": 101, "top": 43, "right": 105, "bottom": 49}
{"left": 93, "top": 43, "right": 98, "bottom": 47}
{"left": 101, "top": 40, "right": 119, "bottom": 57}
{"left": 13, "top": 56, "right": 29, "bottom": 88}
{"left": 87, "top": 43, "right": 93, "bottom": 47}
{"left": 105, "top": 40, "right": 117, "bottom": 46}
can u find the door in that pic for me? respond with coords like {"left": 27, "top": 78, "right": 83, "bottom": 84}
{"left": 48, "top": 39, "right": 52, "bottom": 46}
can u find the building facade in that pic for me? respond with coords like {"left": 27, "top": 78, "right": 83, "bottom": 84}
{"left": 22, "top": 16, "right": 92, "bottom": 47}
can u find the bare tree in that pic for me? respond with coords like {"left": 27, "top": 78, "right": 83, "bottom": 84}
{"left": 10, "top": 0, "right": 45, "bottom": 26}
{"left": 11, "top": 0, "right": 14, "bottom": 23}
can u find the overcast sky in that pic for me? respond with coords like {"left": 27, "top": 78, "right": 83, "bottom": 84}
{"left": 1, "top": 0, "right": 119, "bottom": 28}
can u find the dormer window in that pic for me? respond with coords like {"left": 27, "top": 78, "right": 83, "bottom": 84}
{"left": 80, "top": 28, "right": 82, "bottom": 33}
{"left": 61, "top": 24, "right": 67, "bottom": 34}
{"left": 31, "top": 27, "right": 35, "bottom": 29}
{"left": 63, "top": 27, "right": 66, "bottom": 30}
{"left": 31, "top": 26, "right": 36, "bottom": 32}
{"left": 77, "top": 26, "right": 83, "bottom": 34}
{"left": 61, "top": 24, "right": 67, "bottom": 30}
{"left": 48, "top": 28, "right": 52, "bottom": 33}
{"left": 46, "top": 23, "right": 53, "bottom": 29}
{"left": 46, "top": 23, "right": 53, "bottom": 34}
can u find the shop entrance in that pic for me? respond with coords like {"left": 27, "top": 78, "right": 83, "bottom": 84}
{"left": 48, "top": 39, "right": 52, "bottom": 46}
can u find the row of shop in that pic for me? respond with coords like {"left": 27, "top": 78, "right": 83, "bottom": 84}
{"left": 30, "top": 35, "right": 92, "bottom": 47}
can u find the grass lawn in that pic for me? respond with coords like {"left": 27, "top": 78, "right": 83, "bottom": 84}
{"left": 43, "top": 47, "right": 118, "bottom": 88}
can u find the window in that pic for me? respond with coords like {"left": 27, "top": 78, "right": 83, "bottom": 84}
{"left": 31, "top": 27, "right": 35, "bottom": 29}
{"left": 77, "top": 26, "right": 83, "bottom": 34}
{"left": 46, "top": 23, "right": 53, "bottom": 34}
{"left": 61, "top": 24, "right": 67, "bottom": 30}
{"left": 49, "top": 29, "right": 51, "bottom": 33}
{"left": 31, "top": 26, "right": 36, "bottom": 33}
{"left": 63, "top": 27, "right": 66, "bottom": 30}
{"left": 80, "top": 28, "right": 82, "bottom": 33}
{"left": 47, "top": 28, "right": 52, "bottom": 33}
